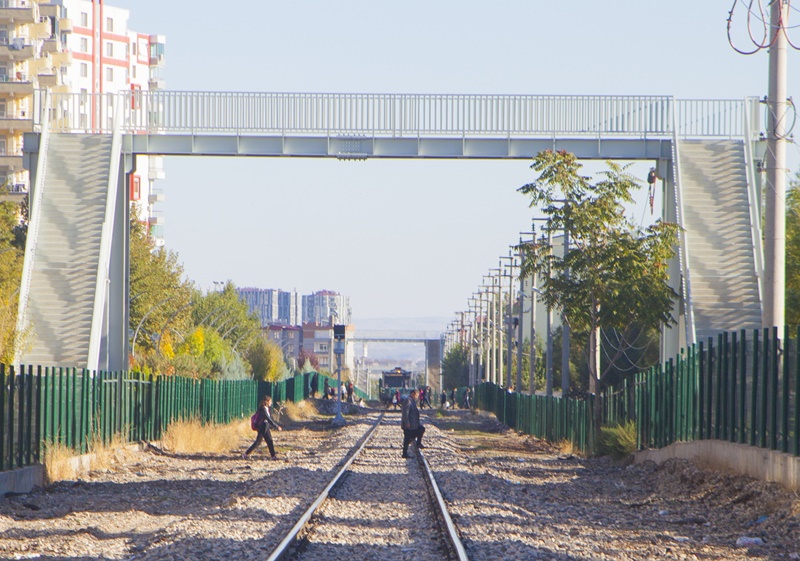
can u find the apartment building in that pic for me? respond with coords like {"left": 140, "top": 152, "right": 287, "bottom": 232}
{"left": 0, "top": 0, "right": 71, "bottom": 195}
{"left": 61, "top": 0, "right": 166, "bottom": 244}
{"left": 237, "top": 287, "right": 299, "bottom": 327}
{"left": 0, "top": 0, "right": 166, "bottom": 243}
{"left": 301, "top": 322, "right": 355, "bottom": 373}
{"left": 301, "top": 290, "right": 351, "bottom": 325}
{"left": 266, "top": 324, "right": 301, "bottom": 367}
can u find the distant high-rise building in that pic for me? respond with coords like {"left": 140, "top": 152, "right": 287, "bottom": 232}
{"left": 237, "top": 288, "right": 298, "bottom": 327}
{"left": 301, "top": 290, "right": 351, "bottom": 325}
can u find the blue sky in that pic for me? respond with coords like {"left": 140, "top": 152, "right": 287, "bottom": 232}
{"left": 112, "top": 0, "right": 798, "bottom": 326}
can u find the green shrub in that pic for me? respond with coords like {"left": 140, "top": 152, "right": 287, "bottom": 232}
{"left": 598, "top": 420, "right": 637, "bottom": 460}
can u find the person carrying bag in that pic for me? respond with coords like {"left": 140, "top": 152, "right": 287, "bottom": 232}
{"left": 243, "top": 395, "right": 283, "bottom": 460}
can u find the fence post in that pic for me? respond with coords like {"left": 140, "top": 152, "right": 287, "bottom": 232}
{"left": 33, "top": 366, "right": 41, "bottom": 464}
{"left": 697, "top": 342, "right": 705, "bottom": 440}
{"left": 782, "top": 325, "right": 790, "bottom": 453}
{"left": 0, "top": 364, "right": 5, "bottom": 471}
{"left": 751, "top": 329, "right": 760, "bottom": 446}
{"left": 795, "top": 325, "right": 800, "bottom": 456}
{"left": 739, "top": 329, "right": 747, "bottom": 445}
{"left": 761, "top": 328, "right": 769, "bottom": 449}
{"left": 729, "top": 331, "right": 737, "bottom": 443}
{"left": 17, "top": 366, "right": 24, "bottom": 467}
{"left": 770, "top": 326, "right": 779, "bottom": 451}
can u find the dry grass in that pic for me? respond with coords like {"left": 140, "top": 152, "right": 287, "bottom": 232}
{"left": 43, "top": 441, "right": 78, "bottom": 484}
{"left": 89, "top": 434, "right": 136, "bottom": 471}
{"left": 161, "top": 418, "right": 251, "bottom": 454}
{"left": 556, "top": 439, "right": 575, "bottom": 456}
{"left": 279, "top": 400, "right": 315, "bottom": 422}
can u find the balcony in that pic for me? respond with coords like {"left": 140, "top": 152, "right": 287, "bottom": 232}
{"left": 0, "top": 2, "right": 37, "bottom": 25}
{"left": 0, "top": 75, "right": 32, "bottom": 96}
{"left": 0, "top": 153, "right": 24, "bottom": 170}
{"left": 30, "top": 19, "right": 50, "bottom": 40}
{"left": 0, "top": 42, "right": 34, "bottom": 60}
{"left": 149, "top": 158, "right": 165, "bottom": 180}
{"left": 58, "top": 18, "right": 72, "bottom": 33}
{"left": 0, "top": 116, "right": 32, "bottom": 132}
{"left": 148, "top": 211, "right": 164, "bottom": 226}
{"left": 148, "top": 190, "right": 165, "bottom": 204}
{"left": 41, "top": 38, "right": 58, "bottom": 54}
{"left": 50, "top": 50, "right": 71, "bottom": 65}
{"left": 36, "top": 73, "right": 57, "bottom": 87}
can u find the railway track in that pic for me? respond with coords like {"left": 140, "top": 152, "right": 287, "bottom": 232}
{"left": 267, "top": 411, "right": 468, "bottom": 561}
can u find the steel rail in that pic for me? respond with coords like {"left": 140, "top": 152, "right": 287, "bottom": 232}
{"left": 265, "top": 412, "right": 385, "bottom": 561}
{"left": 266, "top": 411, "right": 469, "bottom": 561}
{"left": 419, "top": 450, "right": 470, "bottom": 560}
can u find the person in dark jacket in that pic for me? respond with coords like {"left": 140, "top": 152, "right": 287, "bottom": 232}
{"left": 243, "top": 395, "right": 282, "bottom": 460}
{"left": 323, "top": 378, "right": 330, "bottom": 400}
{"left": 401, "top": 388, "right": 425, "bottom": 458}
{"left": 462, "top": 386, "right": 471, "bottom": 409}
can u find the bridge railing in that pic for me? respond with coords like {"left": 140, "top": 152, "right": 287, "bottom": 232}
{"left": 33, "top": 90, "right": 760, "bottom": 139}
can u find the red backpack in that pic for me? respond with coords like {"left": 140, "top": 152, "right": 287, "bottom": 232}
{"left": 250, "top": 409, "right": 263, "bottom": 431}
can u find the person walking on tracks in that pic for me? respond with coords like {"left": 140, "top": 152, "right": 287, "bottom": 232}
{"left": 243, "top": 395, "right": 283, "bottom": 461}
{"left": 401, "top": 388, "right": 425, "bottom": 458}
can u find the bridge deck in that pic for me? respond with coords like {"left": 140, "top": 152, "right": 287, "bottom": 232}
{"left": 33, "top": 91, "right": 759, "bottom": 159}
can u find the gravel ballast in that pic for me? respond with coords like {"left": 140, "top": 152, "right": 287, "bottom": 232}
{"left": 0, "top": 403, "right": 798, "bottom": 560}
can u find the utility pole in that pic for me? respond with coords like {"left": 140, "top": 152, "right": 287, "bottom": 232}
{"left": 545, "top": 225, "right": 554, "bottom": 397}
{"left": 516, "top": 241, "right": 525, "bottom": 393}
{"left": 728, "top": 1, "right": 793, "bottom": 332}
{"left": 764, "top": 0, "right": 789, "bottom": 332}
{"left": 500, "top": 252, "right": 515, "bottom": 390}
{"left": 561, "top": 224, "right": 571, "bottom": 395}
{"left": 529, "top": 276, "right": 538, "bottom": 396}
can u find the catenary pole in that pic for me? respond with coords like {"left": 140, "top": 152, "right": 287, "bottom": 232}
{"left": 764, "top": 0, "right": 788, "bottom": 332}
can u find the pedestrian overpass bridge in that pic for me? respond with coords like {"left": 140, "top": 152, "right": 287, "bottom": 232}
{"left": 15, "top": 91, "right": 765, "bottom": 372}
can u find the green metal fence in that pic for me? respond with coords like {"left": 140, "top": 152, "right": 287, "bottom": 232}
{"left": 475, "top": 326, "right": 799, "bottom": 458}
{"left": 604, "top": 326, "right": 800, "bottom": 457}
{"left": 1, "top": 366, "right": 370, "bottom": 473}
{"left": 474, "top": 382, "right": 595, "bottom": 452}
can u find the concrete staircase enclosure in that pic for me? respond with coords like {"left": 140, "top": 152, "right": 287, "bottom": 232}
{"left": 19, "top": 134, "right": 114, "bottom": 367}
{"left": 677, "top": 139, "right": 762, "bottom": 343}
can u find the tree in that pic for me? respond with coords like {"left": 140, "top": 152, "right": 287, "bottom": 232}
{"left": 519, "top": 150, "right": 679, "bottom": 432}
{"left": 298, "top": 348, "right": 320, "bottom": 371}
{"left": 247, "top": 337, "right": 288, "bottom": 382}
{"left": 191, "top": 281, "right": 261, "bottom": 352}
{"left": 129, "top": 212, "right": 194, "bottom": 361}
{"left": 787, "top": 174, "right": 800, "bottom": 330}
{"left": 0, "top": 192, "right": 28, "bottom": 363}
{"left": 442, "top": 343, "right": 470, "bottom": 389}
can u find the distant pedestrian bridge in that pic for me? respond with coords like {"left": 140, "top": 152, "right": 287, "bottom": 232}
{"left": 351, "top": 330, "right": 443, "bottom": 343}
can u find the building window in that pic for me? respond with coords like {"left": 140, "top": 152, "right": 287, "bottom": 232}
{"left": 105, "top": 42, "right": 112, "bottom": 57}
{"left": 105, "top": 67, "right": 113, "bottom": 81}
{"left": 132, "top": 65, "right": 136, "bottom": 79}
{"left": 0, "top": 102, "right": 6, "bottom": 119}
{"left": 129, "top": 175, "right": 140, "bottom": 201}
{"left": 80, "top": 12, "right": 88, "bottom": 27}
{"left": 80, "top": 63, "right": 87, "bottom": 77}
{"left": 106, "top": 17, "right": 113, "bottom": 32}
{"left": 80, "top": 37, "right": 88, "bottom": 52}
{"left": 132, "top": 42, "right": 137, "bottom": 56}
